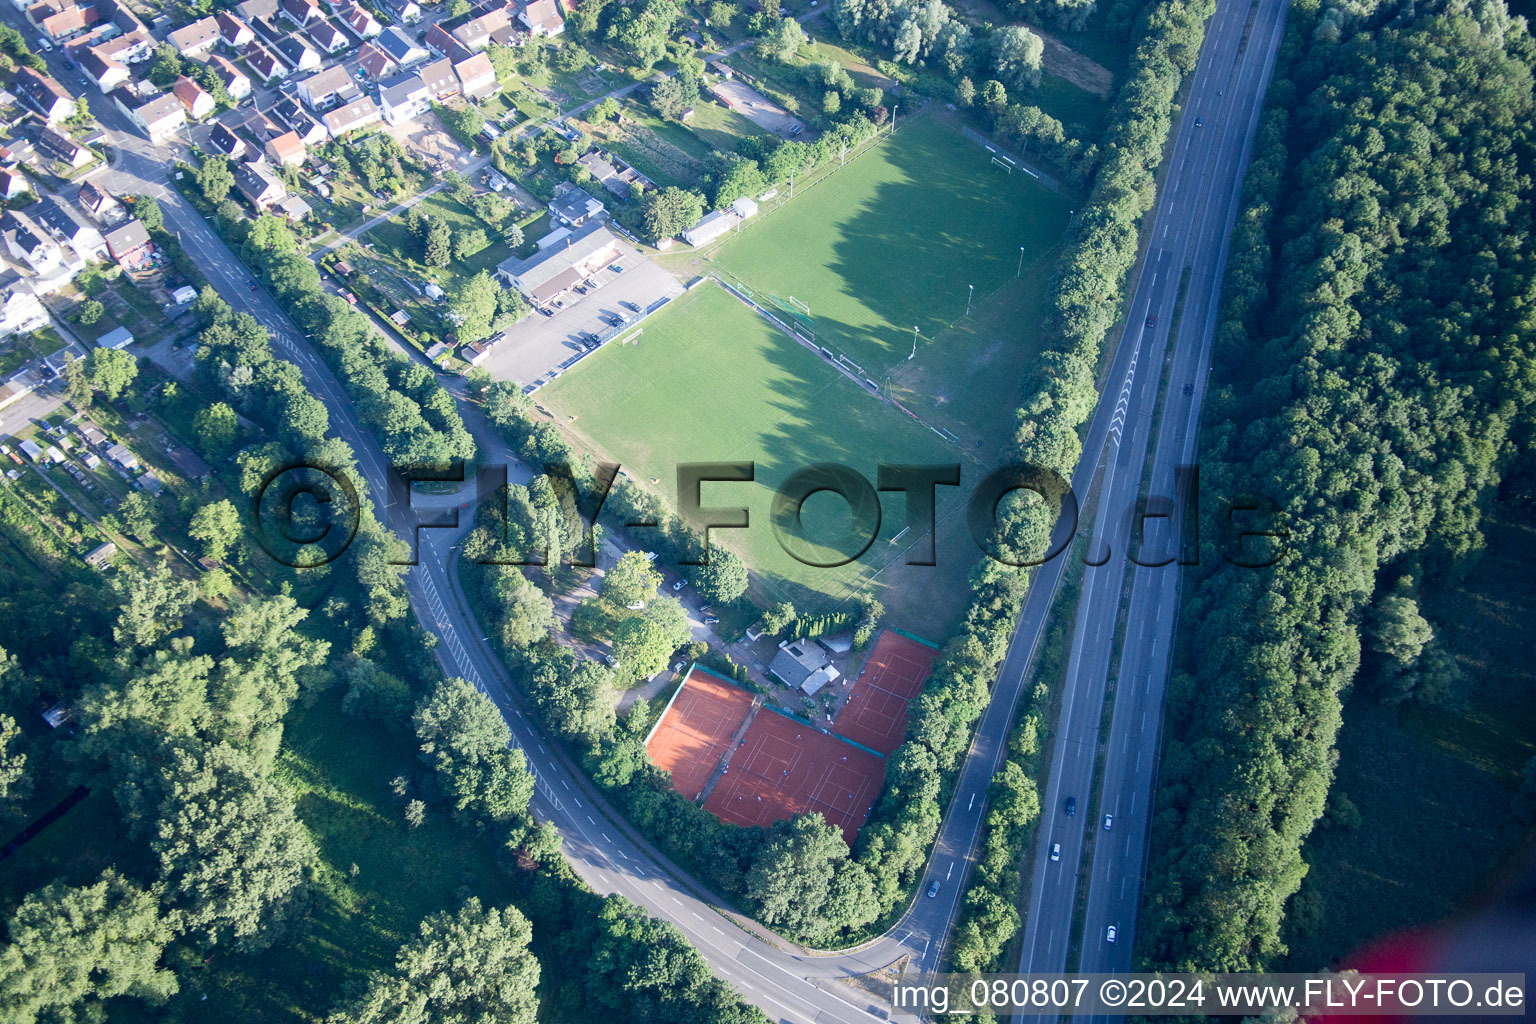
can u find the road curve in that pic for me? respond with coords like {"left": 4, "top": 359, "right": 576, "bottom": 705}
{"left": 15, "top": 0, "right": 1286, "bottom": 1012}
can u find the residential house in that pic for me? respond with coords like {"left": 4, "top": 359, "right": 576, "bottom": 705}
{"left": 377, "top": 25, "right": 428, "bottom": 66}
{"left": 321, "top": 94, "right": 380, "bottom": 135}
{"left": 0, "top": 139, "right": 36, "bottom": 167}
{"left": 382, "top": 0, "right": 420, "bottom": 23}
{"left": 279, "top": 0, "right": 321, "bottom": 27}
{"left": 78, "top": 48, "right": 128, "bottom": 92}
{"left": 209, "top": 55, "right": 252, "bottom": 100}
{"left": 416, "top": 57, "right": 457, "bottom": 100}
{"left": 453, "top": 52, "right": 497, "bottom": 100}
{"left": 0, "top": 272, "right": 47, "bottom": 337}
{"left": 296, "top": 65, "right": 355, "bottom": 110}
{"left": 33, "top": 195, "right": 105, "bottom": 260}
{"left": 173, "top": 75, "right": 217, "bottom": 119}
{"left": 209, "top": 121, "right": 250, "bottom": 160}
{"left": 681, "top": 208, "right": 736, "bottom": 246}
{"left": 0, "top": 167, "right": 26, "bottom": 200}
{"left": 233, "top": 0, "right": 279, "bottom": 21}
{"left": 36, "top": 127, "right": 92, "bottom": 169}
{"left": 496, "top": 221, "right": 620, "bottom": 304}
{"left": 355, "top": 40, "right": 397, "bottom": 79}
{"left": 243, "top": 42, "right": 286, "bottom": 82}
{"left": 423, "top": 22, "right": 467, "bottom": 61}
{"left": 118, "top": 92, "right": 185, "bottom": 143}
{"left": 378, "top": 71, "right": 428, "bottom": 125}
{"left": 338, "top": 1, "right": 380, "bottom": 36}
{"left": 167, "top": 15, "right": 221, "bottom": 59}
{"left": 234, "top": 161, "right": 286, "bottom": 209}
{"left": 14, "top": 67, "right": 76, "bottom": 124}
{"left": 42, "top": 341, "right": 82, "bottom": 375}
{"left": 38, "top": 3, "right": 99, "bottom": 43}
{"left": 240, "top": 106, "right": 289, "bottom": 142}
{"left": 1, "top": 210, "right": 62, "bottom": 275}
{"left": 263, "top": 129, "right": 306, "bottom": 166}
{"left": 97, "top": 324, "right": 133, "bottom": 348}
{"left": 275, "top": 35, "right": 322, "bottom": 72}
{"left": 83, "top": 28, "right": 151, "bottom": 66}
{"left": 272, "top": 96, "right": 330, "bottom": 143}
{"left": 450, "top": 6, "right": 508, "bottom": 50}
{"left": 77, "top": 182, "right": 124, "bottom": 224}
{"left": 305, "top": 19, "right": 347, "bottom": 54}
{"left": 103, "top": 219, "right": 152, "bottom": 265}
{"left": 216, "top": 10, "right": 254, "bottom": 46}
{"left": 547, "top": 184, "right": 604, "bottom": 227}
{"left": 518, "top": 0, "right": 562, "bottom": 37}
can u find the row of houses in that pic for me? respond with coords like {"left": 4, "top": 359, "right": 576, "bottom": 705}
{"left": 0, "top": 182, "right": 153, "bottom": 337}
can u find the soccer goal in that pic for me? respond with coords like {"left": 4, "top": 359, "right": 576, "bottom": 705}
{"left": 788, "top": 295, "right": 811, "bottom": 315}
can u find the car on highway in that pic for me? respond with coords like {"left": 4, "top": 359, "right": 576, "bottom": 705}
{"left": 1106, "top": 925, "right": 1117, "bottom": 943}
{"left": 1050, "top": 843, "right": 1061, "bottom": 862}
{"left": 672, "top": 579, "right": 687, "bottom": 591}
{"left": 1194, "top": 116, "right": 1203, "bottom": 126}
{"left": 926, "top": 881, "right": 940, "bottom": 898}
{"left": 1065, "top": 796, "right": 1076, "bottom": 815}
{"left": 1145, "top": 314, "right": 1157, "bottom": 328}
{"left": 1103, "top": 813, "right": 1113, "bottom": 830}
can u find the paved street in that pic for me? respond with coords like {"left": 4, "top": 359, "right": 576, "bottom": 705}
{"left": 1014, "top": 0, "right": 1290, "bottom": 1003}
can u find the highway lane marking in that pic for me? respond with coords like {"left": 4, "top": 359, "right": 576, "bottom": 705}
{"left": 601, "top": 832, "right": 613, "bottom": 843}
{"left": 586, "top": 815, "right": 595, "bottom": 824}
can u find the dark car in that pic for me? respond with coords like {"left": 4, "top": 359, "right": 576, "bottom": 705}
{"left": 622, "top": 300, "right": 640, "bottom": 312}
{"left": 1145, "top": 314, "right": 1157, "bottom": 328}
{"left": 1065, "top": 796, "right": 1077, "bottom": 816}
{"left": 926, "top": 881, "right": 940, "bottom": 898}
{"left": 1194, "top": 116, "right": 1203, "bottom": 127}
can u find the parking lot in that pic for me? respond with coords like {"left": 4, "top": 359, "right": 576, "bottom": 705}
{"left": 477, "top": 239, "right": 683, "bottom": 387}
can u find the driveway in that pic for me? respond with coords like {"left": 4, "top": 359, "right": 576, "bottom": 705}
{"left": 477, "top": 238, "right": 683, "bottom": 387}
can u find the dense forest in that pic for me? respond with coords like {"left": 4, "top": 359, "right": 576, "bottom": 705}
{"left": 1141, "top": 0, "right": 1536, "bottom": 971}
{"left": 0, "top": 287, "right": 770, "bottom": 1023}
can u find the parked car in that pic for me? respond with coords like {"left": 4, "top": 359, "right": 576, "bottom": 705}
{"left": 622, "top": 300, "right": 640, "bottom": 312}
{"left": 703, "top": 616, "right": 720, "bottom": 625}
{"left": 672, "top": 579, "right": 687, "bottom": 591}
{"left": 609, "top": 263, "right": 624, "bottom": 273}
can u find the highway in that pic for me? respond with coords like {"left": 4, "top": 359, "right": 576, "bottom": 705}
{"left": 1015, "top": 0, "right": 1289, "bottom": 1005}
{"left": 2, "top": 0, "right": 1285, "bottom": 1013}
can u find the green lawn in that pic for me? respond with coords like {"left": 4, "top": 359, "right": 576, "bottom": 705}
{"left": 1281, "top": 508, "right": 1536, "bottom": 969}
{"left": 704, "top": 112, "right": 1073, "bottom": 449}
{"left": 538, "top": 282, "right": 981, "bottom": 633}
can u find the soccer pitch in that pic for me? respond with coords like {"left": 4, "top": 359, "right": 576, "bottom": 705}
{"left": 706, "top": 113, "right": 1074, "bottom": 452}
{"left": 538, "top": 283, "right": 982, "bottom": 631}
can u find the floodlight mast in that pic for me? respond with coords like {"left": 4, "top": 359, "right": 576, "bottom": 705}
{"left": 909, "top": 325, "right": 919, "bottom": 359}
{"left": 966, "top": 283, "right": 973, "bottom": 316}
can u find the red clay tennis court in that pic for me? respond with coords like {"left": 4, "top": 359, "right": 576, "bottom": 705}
{"left": 704, "top": 707, "right": 885, "bottom": 844}
{"left": 644, "top": 667, "right": 756, "bottom": 800}
{"left": 832, "top": 630, "right": 939, "bottom": 755}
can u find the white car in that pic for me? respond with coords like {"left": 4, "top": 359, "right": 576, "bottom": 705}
{"left": 672, "top": 580, "right": 688, "bottom": 591}
{"left": 1106, "top": 925, "right": 1117, "bottom": 943}
{"left": 1049, "top": 843, "right": 1061, "bottom": 862}
{"left": 1104, "top": 814, "right": 1113, "bottom": 830}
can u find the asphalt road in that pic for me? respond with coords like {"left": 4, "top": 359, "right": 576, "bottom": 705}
{"left": 1014, "top": 0, "right": 1290, "bottom": 1003}
{"left": 9, "top": 0, "right": 1285, "bottom": 1014}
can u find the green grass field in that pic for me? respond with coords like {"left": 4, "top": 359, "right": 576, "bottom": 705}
{"left": 704, "top": 113, "right": 1073, "bottom": 452}
{"left": 538, "top": 283, "right": 983, "bottom": 633}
